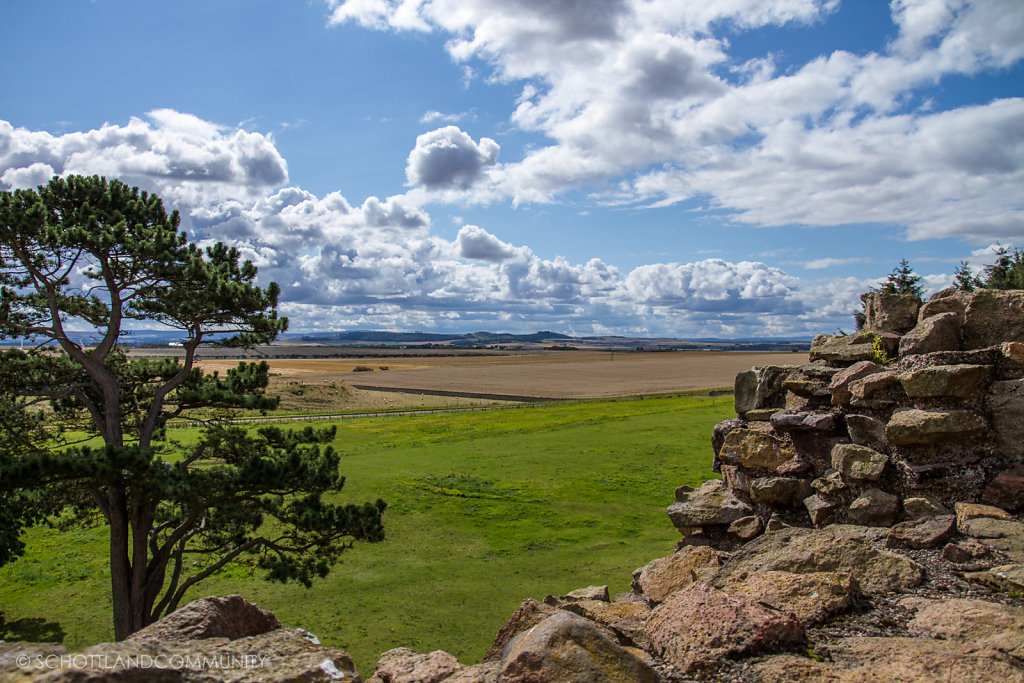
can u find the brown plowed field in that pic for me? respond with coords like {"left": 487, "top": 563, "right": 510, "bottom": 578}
{"left": 197, "top": 351, "right": 809, "bottom": 399}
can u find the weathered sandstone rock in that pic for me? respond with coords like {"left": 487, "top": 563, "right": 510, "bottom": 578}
{"left": 983, "top": 468, "right": 1024, "bottom": 511}
{"left": 861, "top": 292, "right": 921, "bottom": 335}
{"left": 369, "top": 648, "right": 465, "bottom": 683}
{"left": 906, "top": 597, "right": 1024, "bottom": 659}
{"left": 484, "top": 598, "right": 562, "bottom": 662}
{"left": 811, "top": 333, "right": 877, "bottom": 365}
{"left": 718, "top": 430, "right": 796, "bottom": 470}
{"left": 713, "top": 525, "right": 923, "bottom": 595}
{"left": 963, "top": 289, "right": 1024, "bottom": 348}
{"left": 885, "top": 408, "right": 988, "bottom": 445}
{"left": 824, "top": 636, "right": 1024, "bottom": 681}
{"left": 804, "top": 494, "right": 842, "bottom": 526}
{"left": 886, "top": 515, "right": 956, "bottom": 549}
{"left": 988, "top": 379, "right": 1024, "bottom": 458}
{"left": 843, "top": 414, "right": 888, "bottom": 451}
{"left": 559, "top": 599, "right": 652, "bottom": 652}
{"left": 898, "top": 363, "right": 990, "bottom": 398}
{"left": 734, "top": 365, "right": 793, "bottom": 414}
{"left": 847, "top": 487, "right": 899, "bottom": 527}
{"left": 500, "top": 612, "right": 659, "bottom": 683}
{"left": 899, "top": 311, "right": 963, "bottom": 356}
{"left": 126, "top": 595, "right": 282, "bottom": 644}
{"left": 902, "top": 496, "right": 950, "bottom": 519}
{"left": 667, "top": 479, "right": 753, "bottom": 530}
{"left": 631, "top": 545, "right": 724, "bottom": 604}
{"left": 643, "top": 582, "right": 803, "bottom": 675}
{"left": 828, "top": 361, "right": 884, "bottom": 405}
{"left": 727, "top": 570, "right": 858, "bottom": 626}
{"left": 750, "top": 476, "right": 812, "bottom": 507}
{"left": 831, "top": 443, "right": 887, "bottom": 481}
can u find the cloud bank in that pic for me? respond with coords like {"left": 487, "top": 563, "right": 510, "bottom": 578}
{"left": 328, "top": 0, "right": 1024, "bottom": 242}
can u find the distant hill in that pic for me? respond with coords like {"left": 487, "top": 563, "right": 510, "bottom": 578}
{"left": 1, "top": 329, "right": 811, "bottom": 352}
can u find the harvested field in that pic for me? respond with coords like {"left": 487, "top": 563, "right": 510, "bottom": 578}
{"left": 197, "top": 350, "right": 809, "bottom": 399}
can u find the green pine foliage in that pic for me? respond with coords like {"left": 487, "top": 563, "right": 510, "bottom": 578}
{"left": 0, "top": 176, "right": 385, "bottom": 639}
{"left": 876, "top": 258, "right": 924, "bottom": 299}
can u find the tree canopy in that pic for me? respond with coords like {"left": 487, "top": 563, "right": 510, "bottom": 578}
{"left": 876, "top": 258, "right": 924, "bottom": 299}
{"left": 954, "top": 246, "right": 1024, "bottom": 291}
{"left": 0, "top": 175, "right": 385, "bottom": 639}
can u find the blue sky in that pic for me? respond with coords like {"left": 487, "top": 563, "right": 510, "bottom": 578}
{"left": 1, "top": 0, "right": 1021, "bottom": 338}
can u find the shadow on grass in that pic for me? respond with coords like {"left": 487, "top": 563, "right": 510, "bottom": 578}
{"left": 0, "top": 612, "right": 65, "bottom": 643}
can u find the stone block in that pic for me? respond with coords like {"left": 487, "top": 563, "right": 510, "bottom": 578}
{"left": 810, "top": 333, "right": 876, "bottom": 364}
{"left": 750, "top": 476, "right": 812, "bottom": 507}
{"left": 987, "top": 379, "right": 1024, "bottom": 458}
{"left": 848, "top": 488, "right": 899, "bottom": 527}
{"left": 829, "top": 360, "right": 885, "bottom": 405}
{"left": 899, "top": 312, "right": 963, "bottom": 357}
{"left": 861, "top": 292, "right": 921, "bottom": 335}
{"left": 718, "top": 429, "right": 796, "bottom": 470}
{"left": 831, "top": 443, "right": 888, "bottom": 481}
{"left": 898, "top": 363, "right": 990, "bottom": 399}
{"left": 667, "top": 479, "right": 753, "bottom": 529}
{"left": 963, "top": 289, "right": 1024, "bottom": 349}
{"left": 886, "top": 409, "right": 988, "bottom": 446}
{"left": 845, "top": 414, "right": 889, "bottom": 451}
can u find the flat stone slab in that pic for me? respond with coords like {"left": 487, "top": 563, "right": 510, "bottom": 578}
{"left": 885, "top": 409, "right": 988, "bottom": 446}
{"left": 713, "top": 525, "right": 923, "bottom": 596}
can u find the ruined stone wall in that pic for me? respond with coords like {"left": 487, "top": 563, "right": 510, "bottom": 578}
{"left": 673, "top": 289, "right": 1024, "bottom": 542}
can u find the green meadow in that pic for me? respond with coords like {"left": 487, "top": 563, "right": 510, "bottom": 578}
{"left": 0, "top": 393, "right": 729, "bottom": 675}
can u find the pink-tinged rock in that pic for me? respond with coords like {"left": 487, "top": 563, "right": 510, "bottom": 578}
{"left": 983, "top": 468, "right": 1024, "bottom": 511}
{"left": 500, "top": 612, "right": 659, "bottom": 683}
{"left": 988, "top": 379, "right": 1024, "bottom": 459}
{"left": 371, "top": 648, "right": 465, "bottom": 683}
{"left": 727, "top": 570, "right": 858, "bottom": 626}
{"left": 484, "top": 598, "right": 563, "bottom": 662}
{"left": 907, "top": 597, "right": 1024, "bottom": 660}
{"left": 828, "top": 361, "right": 885, "bottom": 405}
{"left": 631, "top": 545, "right": 725, "bottom": 604}
{"left": 643, "top": 582, "right": 804, "bottom": 675}
{"left": 825, "top": 636, "right": 1024, "bottom": 681}
{"left": 886, "top": 515, "right": 956, "bottom": 549}
{"left": 899, "top": 311, "right": 963, "bottom": 356}
{"left": 128, "top": 595, "right": 282, "bottom": 644}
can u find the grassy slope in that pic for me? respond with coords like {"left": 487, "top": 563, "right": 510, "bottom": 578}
{"left": 0, "top": 394, "right": 730, "bottom": 674}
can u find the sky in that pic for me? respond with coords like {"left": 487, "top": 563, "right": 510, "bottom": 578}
{"left": 1, "top": 0, "right": 1022, "bottom": 339}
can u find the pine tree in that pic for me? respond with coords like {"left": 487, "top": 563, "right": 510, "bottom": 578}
{"left": 0, "top": 176, "right": 385, "bottom": 639}
{"left": 877, "top": 258, "right": 924, "bottom": 299}
{"left": 952, "top": 260, "right": 980, "bottom": 291}
{"left": 981, "top": 245, "right": 1024, "bottom": 290}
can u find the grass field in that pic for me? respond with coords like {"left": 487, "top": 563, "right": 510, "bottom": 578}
{"left": 0, "top": 393, "right": 731, "bottom": 675}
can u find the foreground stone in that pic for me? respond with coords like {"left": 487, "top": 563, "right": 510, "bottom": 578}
{"left": 712, "top": 525, "right": 924, "bottom": 595}
{"left": 726, "top": 570, "right": 858, "bottom": 626}
{"left": 631, "top": 546, "right": 724, "bottom": 603}
{"left": 499, "top": 612, "right": 659, "bottom": 683}
{"left": 369, "top": 648, "right": 465, "bottom": 683}
{"left": 643, "top": 582, "right": 803, "bottom": 675}
{"left": 128, "top": 594, "right": 282, "bottom": 644}
{"left": 666, "top": 479, "right": 753, "bottom": 530}
{"left": 905, "top": 597, "right": 1024, "bottom": 660}
{"left": 8, "top": 627, "right": 361, "bottom": 682}
{"left": 748, "top": 637, "right": 1024, "bottom": 682}
{"left": 484, "top": 598, "right": 562, "bottom": 662}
